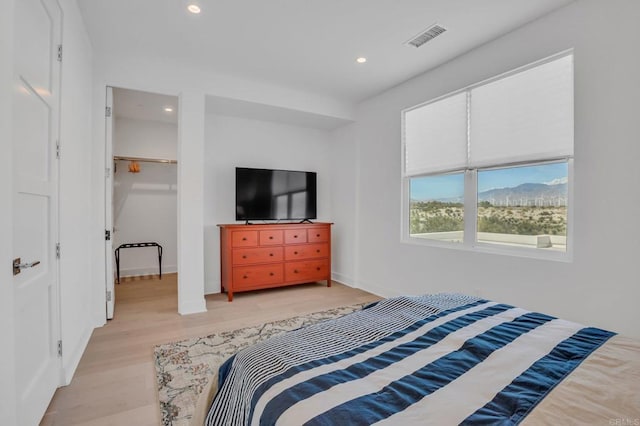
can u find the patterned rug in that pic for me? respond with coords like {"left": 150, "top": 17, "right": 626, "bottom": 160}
{"left": 153, "top": 304, "right": 367, "bottom": 425}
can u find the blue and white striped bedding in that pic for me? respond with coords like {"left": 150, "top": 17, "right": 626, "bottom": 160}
{"left": 205, "top": 294, "right": 614, "bottom": 425}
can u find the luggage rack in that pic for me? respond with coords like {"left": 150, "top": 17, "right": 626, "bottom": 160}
{"left": 114, "top": 242, "right": 163, "bottom": 284}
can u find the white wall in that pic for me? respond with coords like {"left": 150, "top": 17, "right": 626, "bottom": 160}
{"left": 112, "top": 163, "right": 177, "bottom": 276}
{"left": 177, "top": 92, "right": 207, "bottom": 314}
{"left": 114, "top": 117, "right": 177, "bottom": 159}
{"left": 58, "top": 0, "right": 95, "bottom": 384}
{"left": 89, "top": 50, "right": 354, "bottom": 324}
{"left": 329, "top": 124, "right": 358, "bottom": 285}
{"left": 333, "top": 0, "right": 640, "bottom": 338}
{"left": 112, "top": 118, "right": 178, "bottom": 277}
{"left": 203, "top": 114, "right": 333, "bottom": 294}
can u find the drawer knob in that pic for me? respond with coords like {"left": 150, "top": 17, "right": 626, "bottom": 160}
{"left": 270, "top": 272, "right": 274, "bottom": 276}
{"left": 294, "top": 269, "right": 298, "bottom": 273}
{"left": 316, "top": 267, "right": 321, "bottom": 271}
{"left": 269, "top": 253, "right": 274, "bottom": 257}
{"left": 316, "top": 249, "right": 320, "bottom": 253}
{"left": 294, "top": 235, "right": 298, "bottom": 238}
{"left": 242, "top": 237, "right": 247, "bottom": 241}
{"left": 269, "top": 236, "right": 273, "bottom": 240}
{"left": 243, "top": 275, "right": 248, "bottom": 279}
{"left": 294, "top": 251, "right": 298, "bottom": 255}
{"left": 242, "top": 255, "right": 247, "bottom": 259}
{"left": 316, "top": 234, "right": 320, "bottom": 237}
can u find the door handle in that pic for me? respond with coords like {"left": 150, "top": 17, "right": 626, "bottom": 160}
{"left": 13, "top": 258, "right": 41, "bottom": 276}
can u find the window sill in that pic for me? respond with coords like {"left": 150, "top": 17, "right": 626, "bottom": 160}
{"left": 402, "top": 232, "right": 572, "bottom": 263}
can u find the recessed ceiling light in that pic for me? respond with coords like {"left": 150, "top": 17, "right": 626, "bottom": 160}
{"left": 164, "top": 106, "right": 174, "bottom": 112}
{"left": 356, "top": 57, "right": 367, "bottom": 64}
{"left": 187, "top": 4, "right": 201, "bottom": 14}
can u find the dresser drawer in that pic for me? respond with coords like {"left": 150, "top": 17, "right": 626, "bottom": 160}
{"left": 233, "top": 264, "right": 284, "bottom": 289}
{"left": 284, "top": 229, "right": 308, "bottom": 244}
{"left": 259, "top": 229, "right": 283, "bottom": 245}
{"left": 232, "top": 230, "right": 258, "bottom": 247}
{"left": 284, "top": 259, "right": 329, "bottom": 282}
{"left": 233, "top": 247, "right": 283, "bottom": 265}
{"left": 307, "top": 228, "right": 330, "bottom": 243}
{"left": 284, "top": 243, "right": 329, "bottom": 261}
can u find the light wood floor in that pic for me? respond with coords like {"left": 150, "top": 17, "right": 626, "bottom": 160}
{"left": 41, "top": 274, "right": 379, "bottom": 425}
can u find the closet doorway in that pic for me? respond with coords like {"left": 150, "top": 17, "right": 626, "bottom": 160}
{"left": 105, "top": 87, "right": 179, "bottom": 319}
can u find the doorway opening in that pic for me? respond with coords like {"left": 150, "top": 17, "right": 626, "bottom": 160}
{"left": 106, "top": 87, "right": 179, "bottom": 319}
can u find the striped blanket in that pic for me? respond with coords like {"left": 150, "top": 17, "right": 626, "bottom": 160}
{"left": 204, "top": 294, "right": 615, "bottom": 425}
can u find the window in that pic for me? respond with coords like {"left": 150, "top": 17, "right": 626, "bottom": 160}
{"left": 477, "top": 162, "right": 568, "bottom": 251}
{"left": 402, "top": 52, "right": 573, "bottom": 259}
{"left": 409, "top": 173, "right": 464, "bottom": 242}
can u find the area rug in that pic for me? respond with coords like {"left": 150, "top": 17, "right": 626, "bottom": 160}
{"left": 154, "top": 303, "right": 367, "bottom": 425}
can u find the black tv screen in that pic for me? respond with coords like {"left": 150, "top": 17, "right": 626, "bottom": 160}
{"left": 236, "top": 167, "right": 317, "bottom": 221}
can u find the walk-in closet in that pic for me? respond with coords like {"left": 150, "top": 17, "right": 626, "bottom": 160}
{"left": 108, "top": 87, "right": 178, "bottom": 318}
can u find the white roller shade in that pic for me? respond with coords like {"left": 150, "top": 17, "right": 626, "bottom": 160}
{"left": 403, "top": 92, "right": 468, "bottom": 176}
{"left": 469, "top": 55, "right": 573, "bottom": 168}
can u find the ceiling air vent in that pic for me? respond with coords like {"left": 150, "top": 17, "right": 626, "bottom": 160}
{"left": 406, "top": 24, "right": 447, "bottom": 48}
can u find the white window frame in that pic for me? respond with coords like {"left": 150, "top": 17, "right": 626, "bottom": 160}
{"left": 401, "top": 51, "right": 574, "bottom": 262}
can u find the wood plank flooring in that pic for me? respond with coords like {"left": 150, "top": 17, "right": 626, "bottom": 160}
{"left": 41, "top": 274, "right": 379, "bottom": 425}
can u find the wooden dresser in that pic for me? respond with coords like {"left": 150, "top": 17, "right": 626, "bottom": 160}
{"left": 218, "top": 222, "right": 332, "bottom": 301}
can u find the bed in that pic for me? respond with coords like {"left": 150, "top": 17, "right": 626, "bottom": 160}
{"left": 194, "top": 294, "right": 640, "bottom": 425}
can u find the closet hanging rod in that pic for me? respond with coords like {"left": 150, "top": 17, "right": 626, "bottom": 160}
{"left": 113, "top": 156, "right": 177, "bottom": 164}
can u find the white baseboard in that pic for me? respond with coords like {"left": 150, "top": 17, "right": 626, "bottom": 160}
{"left": 331, "top": 271, "right": 355, "bottom": 287}
{"left": 179, "top": 298, "right": 207, "bottom": 315}
{"left": 349, "top": 278, "right": 405, "bottom": 299}
{"left": 332, "top": 273, "right": 405, "bottom": 300}
{"left": 94, "top": 311, "right": 106, "bottom": 328}
{"left": 118, "top": 265, "right": 177, "bottom": 278}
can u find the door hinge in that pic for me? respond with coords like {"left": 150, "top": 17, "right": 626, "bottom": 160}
{"left": 57, "top": 340, "right": 63, "bottom": 357}
{"left": 105, "top": 106, "right": 112, "bottom": 117}
{"left": 106, "top": 291, "right": 112, "bottom": 302}
{"left": 57, "top": 45, "right": 63, "bottom": 62}
{"left": 105, "top": 230, "right": 111, "bottom": 241}
{"left": 56, "top": 140, "right": 60, "bottom": 159}
{"left": 55, "top": 243, "right": 60, "bottom": 259}
{"left": 105, "top": 167, "right": 111, "bottom": 179}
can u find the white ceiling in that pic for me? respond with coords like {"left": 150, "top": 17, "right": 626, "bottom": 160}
{"left": 113, "top": 87, "right": 178, "bottom": 124}
{"left": 79, "top": 0, "right": 574, "bottom": 107}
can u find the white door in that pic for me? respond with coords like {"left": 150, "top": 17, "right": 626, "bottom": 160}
{"left": 12, "top": 0, "right": 62, "bottom": 423}
{"left": 106, "top": 86, "right": 115, "bottom": 319}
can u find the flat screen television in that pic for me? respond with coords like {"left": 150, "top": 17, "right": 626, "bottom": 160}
{"left": 235, "top": 167, "right": 317, "bottom": 222}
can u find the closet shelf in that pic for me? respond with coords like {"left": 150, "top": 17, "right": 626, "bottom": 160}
{"left": 113, "top": 155, "right": 177, "bottom": 164}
